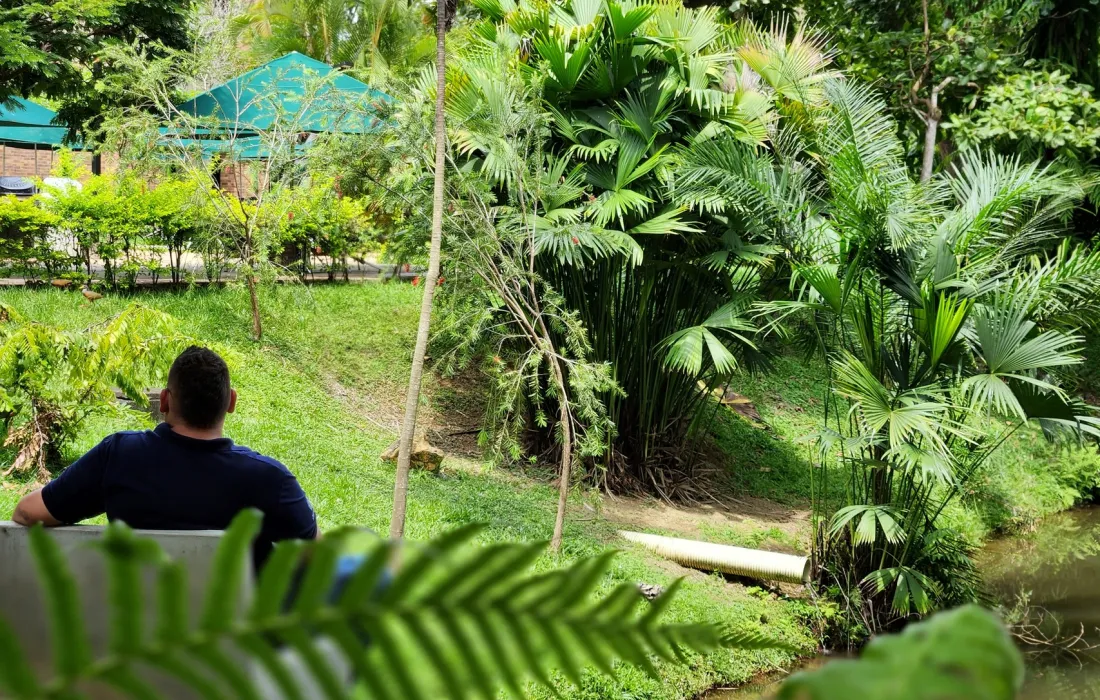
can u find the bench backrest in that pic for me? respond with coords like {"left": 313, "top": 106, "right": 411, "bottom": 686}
{"left": 0, "top": 522, "right": 250, "bottom": 699}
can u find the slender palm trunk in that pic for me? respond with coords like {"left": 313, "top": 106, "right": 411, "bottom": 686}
{"left": 389, "top": 3, "right": 447, "bottom": 540}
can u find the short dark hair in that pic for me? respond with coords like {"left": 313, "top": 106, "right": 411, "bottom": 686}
{"left": 167, "top": 346, "right": 231, "bottom": 429}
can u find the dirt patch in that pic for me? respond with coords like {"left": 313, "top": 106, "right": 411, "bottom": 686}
{"left": 326, "top": 377, "right": 402, "bottom": 434}
{"left": 423, "top": 367, "right": 490, "bottom": 459}
{"left": 601, "top": 493, "right": 811, "bottom": 554}
{"left": 327, "top": 365, "right": 489, "bottom": 461}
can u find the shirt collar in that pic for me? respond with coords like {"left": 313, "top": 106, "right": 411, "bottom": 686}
{"left": 154, "top": 422, "right": 234, "bottom": 452}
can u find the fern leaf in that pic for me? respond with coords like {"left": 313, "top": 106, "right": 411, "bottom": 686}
{"left": 237, "top": 633, "right": 306, "bottom": 700}
{"left": 155, "top": 560, "right": 189, "bottom": 645}
{"left": 190, "top": 643, "right": 263, "bottom": 700}
{"left": 380, "top": 522, "right": 485, "bottom": 605}
{"left": 279, "top": 628, "right": 346, "bottom": 700}
{"left": 141, "top": 653, "right": 230, "bottom": 700}
{"left": 200, "top": 509, "right": 261, "bottom": 634}
{"left": 10, "top": 520, "right": 788, "bottom": 700}
{"left": 28, "top": 524, "right": 91, "bottom": 684}
{"left": 336, "top": 539, "right": 392, "bottom": 609}
{"left": 100, "top": 667, "right": 162, "bottom": 700}
{"left": 251, "top": 540, "right": 308, "bottom": 621}
{"left": 0, "top": 618, "right": 40, "bottom": 697}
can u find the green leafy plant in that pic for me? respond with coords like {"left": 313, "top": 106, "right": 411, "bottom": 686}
{"left": 0, "top": 511, "right": 782, "bottom": 699}
{"left": 946, "top": 64, "right": 1100, "bottom": 161}
{"left": 0, "top": 302, "right": 184, "bottom": 479}
{"left": 671, "top": 76, "right": 1100, "bottom": 632}
{"left": 429, "top": 47, "right": 622, "bottom": 550}
{"left": 388, "top": 0, "right": 837, "bottom": 494}
{"left": 0, "top": 196, "right": 65, "bottom": 281}
{"left": 776, "top": 605, "right": 1024, "bottom": 700}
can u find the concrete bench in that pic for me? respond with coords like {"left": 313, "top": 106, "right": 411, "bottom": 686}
{"left": 0, "top": 522, "right": 349, "bottom": 699}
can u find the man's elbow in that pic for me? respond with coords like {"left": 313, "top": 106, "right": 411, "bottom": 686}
{"left": 11, "top": 502, "right": 31, "bottom": 526}
{"left": 11, "top": 489, "right": 62, "bottom": 527}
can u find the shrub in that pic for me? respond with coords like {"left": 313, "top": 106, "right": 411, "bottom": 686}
{"left": 0, "top": 196, "right": 66, "bottom": 280}
{"left": 0, "top": 302, "right": 184, "bottom": 479}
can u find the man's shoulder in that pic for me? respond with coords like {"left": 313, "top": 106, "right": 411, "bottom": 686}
{"left": 227, "top": 444, "right": 293, "bottom": 476}
{"left": 103, "top": 429, "right": 157, "bottom": 448}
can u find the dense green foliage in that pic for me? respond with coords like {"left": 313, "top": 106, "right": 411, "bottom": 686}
{"left": 230, "top": 0, "right": 432, "bottom": 82}
{"left": 0, "top": 0, "right": 192, "bottom": 138}
{"left": 946, "top": 65, "right": 1100, "bottom": 161}
{"left": 0, "top": 174, "right": 375, "bottom": 288}
{"left": 380, "top": 0, "right": 843, "bottom": 493}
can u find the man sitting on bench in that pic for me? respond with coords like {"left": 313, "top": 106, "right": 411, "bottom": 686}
{"left": 11, "top": 345, "right": 319, "bottom": 570}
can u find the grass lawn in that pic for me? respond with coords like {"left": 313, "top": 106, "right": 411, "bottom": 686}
{"left": 0, "top": 283, "right": 816, "bottom": 700}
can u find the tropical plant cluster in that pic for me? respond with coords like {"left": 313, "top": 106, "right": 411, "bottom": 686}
{"left": 379, "top": 0, "right": 845, "bottom": 495}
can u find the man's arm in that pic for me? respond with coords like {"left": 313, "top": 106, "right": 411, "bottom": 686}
{"left": 13, "top": 436, "right": 111, "bottom": 528}
{"left": 265, "top": 471, "right": 319, "bottom": 542}
{"left": 11, "top": 488, "right": 62, "bottom": 526}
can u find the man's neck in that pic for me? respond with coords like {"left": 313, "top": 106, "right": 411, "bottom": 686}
{"left": 167, "top": 421, "right": 225, "bottom": 441}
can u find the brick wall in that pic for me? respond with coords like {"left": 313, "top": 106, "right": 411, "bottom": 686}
{"left": 220, "top": 163, "right": 268, "bottom": 200}
{"left": 0, "top": 145, "right": 99, "bottom": 180}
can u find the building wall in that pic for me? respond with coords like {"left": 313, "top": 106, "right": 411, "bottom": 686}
{"left": 220, "top": 163, "right": 268, "bottom": 200}
{"left": 0, "top": 145, "right": 119, "bottom": 181}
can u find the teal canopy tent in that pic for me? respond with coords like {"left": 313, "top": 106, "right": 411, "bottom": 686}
{"left": 0, "top": 98, "right": 72, "bottom": 147}
{"left": 162, "top": 135, "right": 272, "bottom": 160}
{"left": 175, "top": 52, "right": 391, "bottom": 139}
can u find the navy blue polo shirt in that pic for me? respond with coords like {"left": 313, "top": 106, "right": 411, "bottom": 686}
{"left": 42, "top": 423, "right": 317, "bottom": 569}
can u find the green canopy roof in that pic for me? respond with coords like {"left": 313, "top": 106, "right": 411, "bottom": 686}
{"left": 0, "top": 98, "right": 70, "bottom": 146}
{"left": 175, "top": 52, "right": 391, "bottom": 135}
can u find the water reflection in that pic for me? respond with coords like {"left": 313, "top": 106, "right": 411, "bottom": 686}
{"left": 703, "top": 511, "right": 1100, "bottom": 699}
{"left": 982, "top": 508, "right": 1100, "bottom": 699}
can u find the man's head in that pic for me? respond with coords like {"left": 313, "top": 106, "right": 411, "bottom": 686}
{"left": 162, "top": 346, "right": 236, "bottom": 432}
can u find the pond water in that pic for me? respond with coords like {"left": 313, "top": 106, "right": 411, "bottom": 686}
{"left": 706, "top": 508, "right": 1100, "bottom": 699}
{"left": 982, "top": 507, "right": 1100, "bottom": 699}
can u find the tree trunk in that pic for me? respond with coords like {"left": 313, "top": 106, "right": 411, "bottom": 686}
{"left": 246, "top": 272, "right": 262, "bottom": 340}
{"left": 919, "top": 78, "right": 952, "bottom": 183}
{"left": 389, "top": 2, "right": 448, "bottom": 541}
{"left": 548, "top": 355, "right": 573, "bottom": 554}
{"left": 919, "top": 112, "right": 939, "bottom": 183}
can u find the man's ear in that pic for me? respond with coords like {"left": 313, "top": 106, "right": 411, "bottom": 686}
{"left": 227, "top": 388, "right": 238, "bottom": 414}
{"left": 159, "top": 388, "right": 171, "bottom": 417}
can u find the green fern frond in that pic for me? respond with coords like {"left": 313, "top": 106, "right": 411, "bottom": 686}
{"left": 4, "top": 513, "right": 784, "bottom": 699}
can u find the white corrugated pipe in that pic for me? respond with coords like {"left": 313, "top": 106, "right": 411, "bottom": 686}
{"left": 620, "top": 531, "right": 810, "bottom": 584}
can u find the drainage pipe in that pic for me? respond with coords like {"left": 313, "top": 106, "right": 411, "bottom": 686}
{"left": 620, "top": 531, "right": 810, "bottom": 584}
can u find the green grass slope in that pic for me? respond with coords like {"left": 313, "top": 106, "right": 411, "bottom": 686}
{"left": 0, "top": 284, "right": 814, "bottom": 700}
